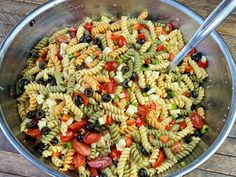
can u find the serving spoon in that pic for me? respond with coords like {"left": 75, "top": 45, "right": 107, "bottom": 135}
{"left": 168, "top": 0, "right": 236, "bottom": 72}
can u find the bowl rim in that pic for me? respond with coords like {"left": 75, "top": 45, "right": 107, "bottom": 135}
{"left": 0, "top": 0, "right": 236, "bottom": 177}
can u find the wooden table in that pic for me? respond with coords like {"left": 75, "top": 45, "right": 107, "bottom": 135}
{"left": 0, "top": 0, "right": 235, "bottom": 176}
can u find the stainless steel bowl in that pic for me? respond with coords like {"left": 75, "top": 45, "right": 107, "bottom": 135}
{"left": 0, "top": 0, "right": 236, "bottom": 176}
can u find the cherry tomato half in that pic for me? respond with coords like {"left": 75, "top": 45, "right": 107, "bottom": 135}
{"left": 103, "top": 78, "right": 117, "bottom": 94}
{"left": 60, "top": 130, "right": 74, "bottom": 142}
{"left": 171, "top": 142, "right": 181, "bottom": 153}
{"left": 73, "top": 153, "right": 86, "bottom": 168}
{"left": 83, "top": 132, "right": 101, "bottom": 144}
{"left": 26, "top": 128, "right": 41, "bottom": 138}
{"left": 153, "top": 150, "right": 165, "bottom": 168}
{"left": 156, "top": 45, "right": 165, "bottom": 52}
{"left": 188, "top": 47, "right": 196, "bottom": 56}
{"left": 189, "top": 112, "right": 205, "bottom": 129}
{"left": 84, "top": 22, "right": 93, "bottom": 33}
{"left": 89, "top": 167, "right": 99, "bottom": 177}
{"left": 169, "top": 53, "right": 175, "bottom": 61}
{"left": 118, "top": 35, "right": 127, "bottom": 48}
{"left": 136, "top": 117, "right": 143, "bottom": 127}
{"left": 137, "top": 33, "right": 145, "bottom": 40}
{"left": 109, "top": 148, "right": 121, "bottom": 160}
{"left": 134, "top": 22, "right": 143, "bottom": 30}
{"left": 137, "top": 104, "right": 150, "bottom": 117}
{"left": 198, "top": 60, "right": 208, "bottom": 69}
{"left": 104, "top": 61, "right": 119, "bottom": 71}
{"left": 111, "top": 34, "right": 118, "bottom": 41}
{"left": 88, "top": 156, "right": 112, "bottom": 169}
{"left": 69, "top": 118, "right": 88, "bottom": 131}
{"left": 179, "top": 121, "right": 187, "bottom": 130}
{"left": 72, "top": 139, "right": 91, "bottom": 156}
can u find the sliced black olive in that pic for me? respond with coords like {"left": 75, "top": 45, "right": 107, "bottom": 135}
{"left": 85, "top": 35, "right": 92, "bottom": 43}
{"left": 183, "top": 135, "right": 192, "bottom": 144}
{"left": 76, "top": 62, "right": 86, "bottom": 70}
{"left": 32, "top": 51, "right": 39, "bottom": 58}
{"left": 77, "top": 134, "right": 84, "bottom": 142}
{"left": 29, "top": 19, "right": 36, "bottom": 27}
{"left": 142, "top": 85, "right": 151, "bottom": 92}
{"left": 176, "top": 115, "right": 184, "bottom": 120}
{"left": 86, "top": 122, "right": 95, "bottom": 131}
{"left": 27, "top": 111, "right": 36, "bottom": 119}
{"left": 190, "top": 90, "right": 198, "bottom": 98}
{"left": 138, "top": 168, "right": 149, "bottom": 177}
{"left": 102, "top": 94, "right": 111, "bottom": 102}
{"left": 140, "top": 147, "right": 149, "bottom": 156}
{"left": 74, "top": 95, "right": 83, "bottom": 107}
{"left": 37, "top": 78, "right": 46, "bottom": 85}
{"left": 79, "top": 36, "right": 86, "bottom": 43}
{"left": 41, "top": 127, "right": 51, "bottom": 135}
{"left": 38, "top": 61, "right": 48, "bottom": 70}
{"left": 35, "top": 110, "right": 46, "bottom": 119}
{"left": 137, "top": 38, "right": 145, "bottom": 45}
{"left": 122, "top": 79, "right": 129, "bottom": 89}
{"left": 50, "top": 138, "right": 59, "bottom": 145}
{"left": 130, "top": 72, "right": 137, "bottom": 81}
{"left": 94, "top": 126, "right": 102, "bottom": 133}
{"left": 39, "top": 143, "right": 49, "bottom": 151}
{"left": 121, "top": 66, "right": 129, "bottom": 74}
{"left": 191, "top": 104, "right": 197, "bottom": 111}
{"left": 191, "top": 52, "right": 202, "bottom": 62}
{"left": 113, "top": 159, "right": 119, "bottom": 166}
{"left": 98, "top": 173, "right": 107, "bottom": 177}
{"left": 84, "top": 88, "right": 94, "bottom": 97}
{"left": 194, "top": 129, "right": 202, "bottom": 138}
{"left": 95, "top": 37, "right": 102, "bottom": 49}
{"left": 26, "top": 121, "right": 37, "bottom": 129}
{"left": 18, "top": 79, "right": 29, "bottom": 91}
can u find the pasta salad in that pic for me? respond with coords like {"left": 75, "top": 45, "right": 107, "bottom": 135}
{"left": 16, "top": 10, "right": 209, "bottom": 177}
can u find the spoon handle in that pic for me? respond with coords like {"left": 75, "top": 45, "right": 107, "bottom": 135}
{"left": 169, "top": 0, "right": 236, "bottom": 72}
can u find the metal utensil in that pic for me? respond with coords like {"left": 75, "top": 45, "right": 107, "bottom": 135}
{"left": 0, "top": 0, "right": 236, "bottom": 177}
{"left": 169, "top": 0, "right": 236, "bottom": 72}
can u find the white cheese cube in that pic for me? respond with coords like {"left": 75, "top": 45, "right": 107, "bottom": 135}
{"left": 117, "top": 64, "right": 123, "bottom": 71}
{"left": 66, "top": 117, "right": 74, "bottom": 126}
{"left": 152, "top": 71, "right": 160, "bottom": 80}
{"left": 60, "top": 43, "right": 68, "bottom": 56}
{"left": 114, "top": 74, "right": 125, "bottom": 83}
{"left": 61, "top": 122, "right": 68, "bottom": 136}
{"left": 159, "top": 34, "right": 167, "bottom": 42}
{"left": 103, "top": 47, "right": 113, "bottom": 55}
{"left": 202, "top": 56, "right": 207, "bottom": 62}
{"left": 96, "top": 137, "right": 106, "bottom": 147}
{"left": 98, "top": 115, "right": 107, "bottom": 125}
{"left": 170, "top": 109, "right": 181, "bottom": 115}
{"left": 84, "top": 56, "right": 93, "bottom": 65}
{"left": 36, "top": 94, "right": 45, "bottom": 105}
{"left": 38, "top": 120, "right": 47, "bottom": 130}
{"left": 130, "top": 57, "right": 135, "bottom": 62}
{"left": 126, "top": 105, "right": 138, "bottom": 116}
{"left": 46, "top": 98, "right": 57, "bottom": 110}
{"left": 147, "top": 88, "right": 155, "bottom": 95}
{"left": 119, "top": 93, "right": 125, "bottom": 99}
{"left": 149, "top": 94, "right": 159, "bottom": 102}
{"left": 116, "top": 139, "right": 126, "bottom": 151}
{"left": 110, "top": 94, "right": 115, "bottom": 99}
{"left": 128, "top": 81, "right": 133, "bottom": 87}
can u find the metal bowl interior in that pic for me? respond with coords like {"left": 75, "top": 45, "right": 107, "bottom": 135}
{"left": 0, "top": 0, "right": 236, "bottom": 176}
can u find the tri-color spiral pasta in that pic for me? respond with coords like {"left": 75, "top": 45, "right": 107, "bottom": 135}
{"left": 16, "top": 10, "right": 209, "bottom": 177}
